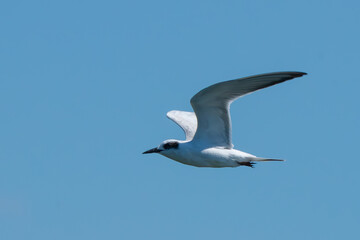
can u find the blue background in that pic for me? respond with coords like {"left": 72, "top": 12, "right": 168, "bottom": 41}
{"left": 1, "top": 0, "right": 359, "bottom": 239}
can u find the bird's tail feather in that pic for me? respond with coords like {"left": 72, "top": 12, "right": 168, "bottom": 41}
{"left": 251, "top": 157, "right": 285, "bottom": 162}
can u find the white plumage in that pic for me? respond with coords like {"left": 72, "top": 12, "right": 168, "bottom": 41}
{"left": 166, "top": 110, "right": 197, "bottom": 141}
{"left": 144, "top": 72, "right": 307, "bottom": 168}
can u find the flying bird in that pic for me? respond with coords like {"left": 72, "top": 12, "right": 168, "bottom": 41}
{"left": 143, "top": 72, "right": 307, "bottom": 168}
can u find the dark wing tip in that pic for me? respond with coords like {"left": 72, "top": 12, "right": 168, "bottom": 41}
{"left": 276, "top": 71, "right": 307, "bottom": 82}
{"left": 289, "top": 71, "right": 307, "bottom": 78}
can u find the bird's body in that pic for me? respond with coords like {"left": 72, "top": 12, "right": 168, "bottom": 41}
{"left": 143, "top": 72, "right": 307, "bottom": 168}
{"left": 161, "top": 141, "right": 256, "bottom": 167}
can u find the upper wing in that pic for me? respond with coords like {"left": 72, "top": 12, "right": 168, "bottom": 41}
{"left": 167, "top": 110, "right": 197, "bottom": 141}
{"left": 190, "top": 72, "right": 307, "bottom": 148}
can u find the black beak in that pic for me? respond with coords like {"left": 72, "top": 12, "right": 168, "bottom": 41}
{"left": 143, "top": 147, "right": 162, "bottom": 154}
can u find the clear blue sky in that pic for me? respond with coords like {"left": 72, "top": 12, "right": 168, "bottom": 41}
{"left": 1, "top": 0, "right": 359, "bottom": 239}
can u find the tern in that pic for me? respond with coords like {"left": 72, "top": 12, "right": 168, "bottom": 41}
{"left": 143, "top": 72, "right": 307, "bottom": 168}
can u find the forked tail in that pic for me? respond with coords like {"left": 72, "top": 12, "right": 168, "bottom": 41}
{"left": 251, "top": 157, "right": 285, "bottom": 162}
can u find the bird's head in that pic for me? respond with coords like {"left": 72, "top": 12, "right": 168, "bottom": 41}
{"left": 143, "top": 139, "right": 180, "bottom": 156}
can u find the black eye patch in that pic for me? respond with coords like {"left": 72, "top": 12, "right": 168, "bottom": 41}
{"left": 163, "top": 142, "right": 179, "bottom": 150}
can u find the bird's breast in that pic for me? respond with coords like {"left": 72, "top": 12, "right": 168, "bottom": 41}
{"left": 163, "top": 145, "right": 241, "bottom": 168}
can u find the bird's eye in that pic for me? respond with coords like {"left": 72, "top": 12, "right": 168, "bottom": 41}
{"left": 163, "top": 142, "right": 179, "bottom": 150}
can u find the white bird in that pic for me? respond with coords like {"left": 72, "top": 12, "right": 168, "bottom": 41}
{"left": 143, "top": 72, "right": 307, "bottom": 168}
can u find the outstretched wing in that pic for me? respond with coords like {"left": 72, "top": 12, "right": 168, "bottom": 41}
{"left": 166, "top": 110, "right": 197, "bottom": 141}
{"left": 190, "top": 72, "right": 307, "bottom": 148}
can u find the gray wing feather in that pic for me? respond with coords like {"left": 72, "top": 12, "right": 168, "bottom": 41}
{"left": 167, "top": 110, "right": 197, "bottom": 141}
{"left": 190, "top": 72, "right": 307, "bottom": 148}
